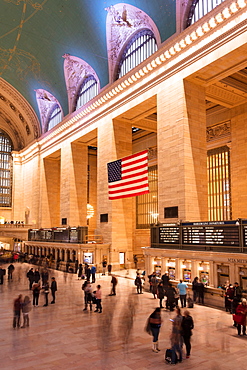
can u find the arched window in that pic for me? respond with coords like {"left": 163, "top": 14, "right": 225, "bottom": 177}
{"left": 75, "top": 76, "right": 98, "bottom": 111}
{"left": 116, "top": 29, "right": 157, "bottom": 80}
{"left": 187, "top": 0, "right": 226, "bottom": 26}
{"left": 0, "top": 131, "right": 13, "bottom": 207}
{"left": 47, "top": 104, "right": 62, "bottom": 131}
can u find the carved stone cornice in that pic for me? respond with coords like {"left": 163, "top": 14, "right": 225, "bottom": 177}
{"left": 207, "top": 121, "right": 231, "bottom": 142}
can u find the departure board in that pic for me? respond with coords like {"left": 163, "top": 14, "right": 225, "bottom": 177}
{"left": 28, "top": 229, "right": 39, "bottom": 241}
{"left": 53, "top": 228, "right": 70, "bottom": 242}
{"left": 182, "top": 222, "right": 239, "bottom": 246}
{"left": 70, "top": 228, "right": 79, "bottom": 243}
{"left": 38, "top": 229, "right": 53, "bottom": 241}
{"left": 243, "top": 225, "right": 247, "bottom": 247}
{"left": 159, "top": 226, "right": 180, "bottom": 244}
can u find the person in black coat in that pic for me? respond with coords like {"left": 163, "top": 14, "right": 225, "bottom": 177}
{"left": 165, "top": 283, "right": 176, "bottom": 311}
{"left": 27, "top": 268, "right": 34, "bottom": 290}
{"left": 157, "top": 281, "right": 165, "bottom": 308}
{"left": 51, "top": 277, "right": 57, "bottom": 304}
{"left": 181, "top": 310, "right": 194, "bottom": 358}
{"left": 192, "top": 277, "right": 199, "bottom": 303}
{"left": 161, "top": 273, "right": 169, "bottom": 289}
{"left": 0, "top": 267, "right": 6, "bottom": 284}
{"left": 34, "top": 269, "right": 40, "bottom": 283}
{"left": 197, "top": 280, "right": 205, "bottom": 305}
{"left": 7, "top": 264, "right": 15, "bottom": 280}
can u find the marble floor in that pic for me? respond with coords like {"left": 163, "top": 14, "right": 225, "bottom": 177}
{"left": 0, "top": 263, "right": 246, "bottom": 370}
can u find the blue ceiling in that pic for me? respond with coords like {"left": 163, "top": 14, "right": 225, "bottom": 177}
{"left": 0, "top": 0, "right": 176, "bottom": 118}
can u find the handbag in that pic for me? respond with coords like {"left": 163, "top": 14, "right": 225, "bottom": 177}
{"left": 233, "top": 314, "right": 242, "bottom": 325}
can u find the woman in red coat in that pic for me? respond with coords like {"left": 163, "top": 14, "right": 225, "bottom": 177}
{"left": 235, "top": 298, "right": 247, "bottom": 336}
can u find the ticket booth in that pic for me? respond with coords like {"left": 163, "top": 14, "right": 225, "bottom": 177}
{"left": 217, "top": 265, "right": 229, "bottom": 288}
{"left": 199, "top": 262, "right": 209, "bottom": 286}
{"left": 84, "top": 252, "right": 93, "bottom": 264}
{"left": 182, "top": 260, "right": 191, "bottom": 282}
{"left": 239, "top": 268, "right": 247, "bottom": 292}
{"left": 167, "top": 260, "right": 176, "bottom": 280}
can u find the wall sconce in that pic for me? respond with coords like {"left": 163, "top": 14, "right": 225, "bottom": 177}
{"left": 181, "top": 260, "right": 187, "bottom": 269}
{"left": 166, "top": 259, "right": 171, "bottom": 267}
{"left": 198, "top": 261, "right": 204, "bottom": 271}
{"left": 217, "top": 265, "right": 223, "bottom": 273}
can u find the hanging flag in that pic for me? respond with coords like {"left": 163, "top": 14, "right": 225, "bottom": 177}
{"left": 107, "top": 150, "right": 149, "bottom": 200}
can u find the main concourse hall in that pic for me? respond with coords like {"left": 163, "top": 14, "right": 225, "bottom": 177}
{"left": 0, "top": 0, "right": 247, "bottom": 368}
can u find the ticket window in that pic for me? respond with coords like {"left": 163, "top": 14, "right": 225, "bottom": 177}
{"left": 168, "top": 267, "right": 175, "bottom": 280}
{"left": 183, "top": 269, "right": 191, "bottom": 283}
{"left": 199, "top": 271, "right": 209, "bottom": 286}
{"left": 239, "top": 268, "right": 247, "bottom": 292}
{"left": 155, "top": 265, "right": 161, "bottom": 277}
{"left": 84, "top": 252, "right": 93, "bottom": 264}
{"left": 217, "top": 265, "right": 229, "bottom": 289}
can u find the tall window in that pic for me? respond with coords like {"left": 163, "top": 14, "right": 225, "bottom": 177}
{"left": 207, "top": 146, "right": 231, "bottom": 221}
{"left": 0, "top": 131, "right": 13, "bottom": 207}
{"left": 116, "top": 29, "right": 157, "bottom": 80}
{"left": 136, "top": 165, "right": 158, "bottom": 229}
{"left": 187, "top": 0, "right": 225, "bottom": 26}
{"left": 75, "top": 76, "right": 98, "bottom": 111}
{"left": 47, "top": 104, "right": 62, "bottom": 131}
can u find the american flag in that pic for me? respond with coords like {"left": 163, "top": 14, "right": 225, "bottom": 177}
{"left": 107, "top": 150, "right": 149, "bottom": 200}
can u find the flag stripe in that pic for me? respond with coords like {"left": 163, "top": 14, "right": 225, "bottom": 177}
{"left": 108, "top": 172, "right": 148, "bottom": 187}
{"left": 107, "top": 150, "right": 149, "bottom": 200}
{"left": 109, "top": 179, "right": 149, "bottom": 193}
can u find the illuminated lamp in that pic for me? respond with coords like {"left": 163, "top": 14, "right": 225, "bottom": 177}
{"left": 237, "top": 0, "right": 247, "bottom": 8}
{"left": 230, "top": 2, "right": 239, "bottom": 12}
{"left": 222, "top": 8, "right": 231, "bottom": 18}
{"left": 143, "top": 66, "right": 149, "bottom": 74}
{"left": 179, "top": 39, "right": 186, "bottom": 48}
{"left": 166, "top": 259, "right": 171, "bottom": 267}
{"left": 190, "top": 31, "right": 198, "bottom": 41}
{"left": 153, "top": 260, "right": 157, "bottom": 265}
{"left": 164, "top": 50, "right": 171, "bottom": 59}
{"left": 184, "top": 35, "right": 192, "bottom": 45}
{"left": 217, "top": 267, "right": 223, "bottom": 273}
{"left": 151, "top": 60, "right": 157, "bottom": 68}
{"left": 169, "top": 46, "right": 176, "bottom": 55}
{"left": 160, "top": 54, "right": 166, "bottom": 61}
{"left": 135, "top": 72, "right": 141, "bottom": 79}
{"left": 155, "top": 57, "right": 162, "bottom": 65}
{"left": 196, "top": 26, "right": 204, "bottom": 37}
{"left": 138, "top": 69, "right": 145, "bottom": 77}
{"left": 174, "top": 43, "right": 181, "bottom": 52}
{"left": 209, "top": 17, "right": 217, "bottom": 28}
{"left": 198, "top": 262, "right": 204, "bottom": 271}
{"left": 239, "top": 270, "right": 245, "bottom": 276}
{"left": 181, "top": 260, "right": 187, "bottom": 269}
{"left": 131, "top": 74, "right": 138, "bottom": 81}
{"left": 215, "top": 13, "right": 224, "bottom": 23}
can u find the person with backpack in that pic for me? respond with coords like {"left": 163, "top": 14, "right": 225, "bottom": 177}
{"left": 181, "top": 310, "right": 194, "bottom": 358}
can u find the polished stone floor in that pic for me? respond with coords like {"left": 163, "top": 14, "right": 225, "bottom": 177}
{"left": 0, "top": 263, "right": 246, "bottom": 370}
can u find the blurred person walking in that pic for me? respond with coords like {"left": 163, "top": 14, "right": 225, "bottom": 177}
{"left": 43, "top": 281, "right": 49, "bottom": 306}
{"left": 181, "top": 310, "right": 194, "bottom": 358}
{"left": 157, "top": 281, "right": 165, "bottom": 308}
{"left": 109, "top": 275, "right": 118, "bottom": 296}
{"left": 13, "top": 294, "right": 22, "bottom": 328}
{"left": 135, "top": 273, "right": 143, "bottom": 294}
{"left": 27, "top": 268, "right": 34, "bottom": 290}
{"left": 234, "top": 298, "right": 247, "bottom": 336}
{"left": 7, "top": 263, "right": 15, "bottom": 280}
{"left": 21, "top": 296, "right": 31, "bottom": 328}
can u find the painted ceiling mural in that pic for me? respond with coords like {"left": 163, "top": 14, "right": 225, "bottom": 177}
{"left": 0, "top": 0, "right": 176, "bottom": 125}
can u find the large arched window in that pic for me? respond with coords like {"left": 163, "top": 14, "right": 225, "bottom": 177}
{"left": 47, "top": 104, "right": 62, "bottom": 131}
{"left": 75, "top": 76, "right": 98, "bottom": 111}
{"left": 116, "top": 29, "right": 157, "bottom": 80}
{"left": 187, "top": 0, "right": 225, "bottom": 26}
{"left": 0, "top": 131, "right": 13, "bottom": 207}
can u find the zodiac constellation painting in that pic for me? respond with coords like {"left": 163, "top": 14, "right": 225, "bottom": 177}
{"left": 3, "top": 0, "right": 43, "bottom": 10}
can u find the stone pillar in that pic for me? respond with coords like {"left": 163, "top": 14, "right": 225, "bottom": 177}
{"left": 41, "top": 156, "right": 60, "bottom": 227}
{"left": 60, "top": 142, "right": 88, "bottom": 226}
{"left": 157, "top": 80, "right": 207, "bottom": 222}
{"left": 97, "top": 118, "right": 133, "bottom": 267}
{"left": 191, "top": 260, "right": 197, "bottom": 281}
{"left": 175, "top": 258, "right": 181, "bottom": 280}
{"left": 209, "top": 261, "right": 215, "bottom": 287}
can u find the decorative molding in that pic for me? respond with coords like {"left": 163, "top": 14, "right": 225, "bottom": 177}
{"left": 35, "top": 89, "right": 63, "bottom": 133}
{"left": 0, "top": 78, "right": 40, "bottom": 140}
{"left": 0, "top": 108, "right": 25, "bottom": 149}
{"left": 207, "top": 121, "right": 231, "bottom": 142}
{"left": 105, "top": 3, "right": 161, "bottom": 83}
{"left": 148, "top": 146, "right": 157, "bottom": 161}
{"left": 63, "top": 54, "right": 100, "bottom": 114}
